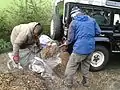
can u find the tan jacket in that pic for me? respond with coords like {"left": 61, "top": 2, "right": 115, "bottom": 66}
{"left": 11, "top": 22, "right": 39, "bottom": 55}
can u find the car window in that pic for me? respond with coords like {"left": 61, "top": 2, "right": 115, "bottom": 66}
{"left": 113, "top": 14, "right": 120, "bottom": 25}
{"left": 67, "top": 3, "right": 112, "bottom": 27}
{"left": 91, "top": 10, "right": 111, "bottom": 26}
{"left": 113, "top": 13, "right": 120, "bottom": 32}
{"left": 81, "top": 7, "right": 111, "bottom": 26}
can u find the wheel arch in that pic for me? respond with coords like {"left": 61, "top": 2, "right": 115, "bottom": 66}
{"left": 95, "top": 37, "right": 112, "bottom": 54}
{"left": 96, "top": 41, "right": 111, "bottom": 54}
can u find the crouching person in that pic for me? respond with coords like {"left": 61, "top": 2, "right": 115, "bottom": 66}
{"left": 10, "top": 22, "right": 43, "bottom": 64}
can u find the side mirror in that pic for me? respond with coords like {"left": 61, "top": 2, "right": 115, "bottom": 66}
{"left": 64, "top": 16, "right": 72, "bottom": 28}
{"left": 64, "top": 17, "right": 68, "bottom": 27}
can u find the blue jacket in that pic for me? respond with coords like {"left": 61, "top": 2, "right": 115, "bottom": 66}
{"left": 67, "top": 15, "right": 101, "bottom": 55}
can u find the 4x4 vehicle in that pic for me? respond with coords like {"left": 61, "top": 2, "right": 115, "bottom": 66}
{"left": 50, "top": 0, "right": 120, "bottom": 71}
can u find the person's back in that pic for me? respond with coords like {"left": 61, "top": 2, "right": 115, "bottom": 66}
{"left": 71, "top": 14, "right": 99, "bottom": 54}
{"left": 11, "top": 22, "right": 39, "bottom": 46}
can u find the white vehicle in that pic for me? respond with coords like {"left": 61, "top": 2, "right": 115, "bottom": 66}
{"left": 51, "top": 0, "right": 120, "bottom": 71}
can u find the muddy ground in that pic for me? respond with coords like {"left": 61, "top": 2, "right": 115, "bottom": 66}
{"left": 0, "top": 53, "right": 120, "bottom": 90}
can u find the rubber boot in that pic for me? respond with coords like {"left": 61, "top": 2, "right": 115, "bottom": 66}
{"left": 81, "top": 76, "right": 90, "bottom": 87}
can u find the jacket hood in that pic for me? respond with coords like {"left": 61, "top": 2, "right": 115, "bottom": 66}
{"left": 74, "top": 15, "right": 89, "bottom": 22}
{"left": 27, "top": 22, "right": 39, "bottom": 33}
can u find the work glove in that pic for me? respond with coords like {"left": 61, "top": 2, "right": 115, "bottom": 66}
{"left": 59, "top": 41, "right": 68, "bottom": 52}
{"left": 60, "top": 41, "right": 68, "bottom": 47}
{"left": 13, "top": 54, "right": 19, "bottom": 64}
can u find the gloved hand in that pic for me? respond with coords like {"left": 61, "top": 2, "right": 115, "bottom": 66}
{"left": 13, "top": 54, "right": 19, "bottom": 64}
{"left": 63, "top": 41, "right": 68, "bottom": 45}
{"left": 59, "top": 41, "right": 68, "bottom": 52}
{"left": 59, "top": 41, "right": 68, "bottom": 47}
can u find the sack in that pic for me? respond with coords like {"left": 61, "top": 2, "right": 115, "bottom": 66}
{"left": 39, "top": 35, "right": 53, "bottom": 48}
{"left": 28, "top": 57, "right": 54, "bottom": 78}
{"left": 7, "top": 49, "right": 61, "bottom": 79}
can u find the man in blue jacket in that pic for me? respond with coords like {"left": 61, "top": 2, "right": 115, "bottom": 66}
{"left": 64, "top": 7, "right": 101, "bottom": 87}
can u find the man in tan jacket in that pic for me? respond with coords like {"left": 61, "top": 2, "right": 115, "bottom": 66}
{"left": 11, "top": 22, "right": 43, "bottom": 64}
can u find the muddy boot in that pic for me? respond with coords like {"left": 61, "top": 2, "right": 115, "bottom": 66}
{"left": 81, "top": 76, "right": 90, "bottom": 87}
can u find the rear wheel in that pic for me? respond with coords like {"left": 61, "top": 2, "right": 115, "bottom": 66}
{"left": 90, "top": 45, "right": 109, "bottom": 71}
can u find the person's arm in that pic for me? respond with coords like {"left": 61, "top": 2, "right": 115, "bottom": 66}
{"left": 94, "top": 21, "right": 101, "bottom": 35}
{"left": 66, "top": 20, "right": 75, "bottom": 45}
{"left": 13, "top": 30, "right": 28, "bottom": 57}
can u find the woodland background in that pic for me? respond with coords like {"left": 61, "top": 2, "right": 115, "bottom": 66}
{"left": 0, "top": 0, "right": 53, "bottom": 53}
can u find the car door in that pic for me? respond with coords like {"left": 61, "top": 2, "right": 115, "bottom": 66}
{"left": 113, "top": 10, "right": 120, "bottom": 50}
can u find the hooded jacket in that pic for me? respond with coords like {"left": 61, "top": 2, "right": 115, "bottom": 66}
{"left": 11, "top": 22, "right": 40, "bottom": 55}
{"left": 67, "top": 15, "right": 101, "bottom": 54}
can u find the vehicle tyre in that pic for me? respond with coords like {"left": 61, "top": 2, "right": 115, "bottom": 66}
{"left": 90, "top": 45, "right": 109, "bottom": 71}
{"left": 50, "top": 14, "right": 63, "bottom": 41}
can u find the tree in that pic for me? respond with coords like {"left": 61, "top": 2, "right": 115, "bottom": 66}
{"left": 0, "top": 0, "right": 53, "bottom": 51}
{"left": 6, "top": 0, "right": 53, "bottom": 25}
